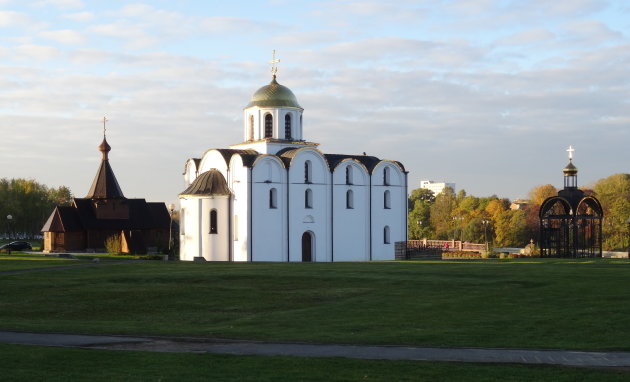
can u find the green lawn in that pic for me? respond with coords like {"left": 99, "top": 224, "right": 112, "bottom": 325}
{"left": 0, "top": 253, "right": 78, "bottom": 271}
{"left": 1, "top": 343, "right": 628, "bottom": 382}
{"left": 1, "top": 259, "right": 629, "bottom": 350}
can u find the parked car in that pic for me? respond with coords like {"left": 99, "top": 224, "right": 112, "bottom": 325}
{"left": 0, "top": 241, "right": 33, "bottom": 251}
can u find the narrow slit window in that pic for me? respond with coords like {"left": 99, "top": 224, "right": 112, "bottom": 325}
{"left": 209, "top": 209, "right": 218, "bottom": 234}
{"left": 269, "top": 188, "right": 277, "bottom": 209}
{"left": 249, "top": 115, "right": 254, "bottom": 141}
{"left": 305, "top": 160, "right": 312, "bottom": 183}
{"left": 383, "top": 167, "right": 390, "bottom": 186}
{"left": 305, "top": 188, "right": 313, "bottom": 209}
{"left": 346, "top": 190, "right": 354, "bottom": 209}
{"left": 285, "top": 114, "right": 292, "bottom": 140}
{"left": 384, "top": 190, "right": 391, "bottom": 209}
{"left": 345, "top": 166, "right": 353, "bottom": 185}
{"left": 384, "top": 226, "right": 390, "bottom": 244}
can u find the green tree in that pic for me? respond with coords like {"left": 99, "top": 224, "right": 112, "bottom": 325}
{"left": 430, "top": 187, "right": 456, "bottom": 239}
{"left": 593, "top": 173, "right": 630, "bottom": 251}
{"left": 408, "top": 199, "right": 433, "bottom": 239}
{"left": 0, "top": 178, "right": 73, "bottom": 237}
{"left": 494, "top": 209, "right": 526, "bottom": 247}
{"left": 408, "top": 188, "right": 435, "bottom": 239}
{"left": 408, "top": 188, "right": 435, "bottom": 211}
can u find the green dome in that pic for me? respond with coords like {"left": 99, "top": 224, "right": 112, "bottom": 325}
{"left": 245, "top": 76, "right": 302, "bottom": 109}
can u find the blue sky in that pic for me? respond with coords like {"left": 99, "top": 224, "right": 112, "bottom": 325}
{"left": 1, "top": 0, "right": 628, "bottom": 205}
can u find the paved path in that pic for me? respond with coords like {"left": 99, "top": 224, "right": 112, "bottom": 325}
{"left": 1, "top": 331, "right": 630, "bottom": 369}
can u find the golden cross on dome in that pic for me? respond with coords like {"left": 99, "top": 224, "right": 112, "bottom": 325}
{"left": 102, "top": 116, "right": 108, "bottom": 137}
{"left": 269, "top": 49, "right": 280, "bottom": 76}
{"left": 566, "top": 145, "right": 575, "bottom": 160}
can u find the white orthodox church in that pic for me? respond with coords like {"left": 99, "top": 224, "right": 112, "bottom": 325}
{"left": 178, "top": 60, "right": 407, "bottom": 262}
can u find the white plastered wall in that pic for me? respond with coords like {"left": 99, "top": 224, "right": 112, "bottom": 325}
{"left": 179, "top": 195, "right": 230, "bottom": 261}
{"left": 287, "top": 148, "right": 331, "bottom": 262}
{"left": 243, "top": 106, "right": 303, "bottom": 142}
{"left": 331, "top": 160, "right": 370, "bottom": 261}
{"left": 250, "top": 155, "right": 288, "bottom": 261}
{"left": 370, "top": 162, "right": 407, "bottom": 260}
{"left": 183, "top": 159, "right": 198, "bottom": 187}
{"left": 198, "top": 150, "right": 229, "bottom": 178}
{"left": 229, "top": 154, "right": 250, "bottom": 262}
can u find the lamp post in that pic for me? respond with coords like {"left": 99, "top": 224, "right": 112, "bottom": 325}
{"left": 6, "top": 214, "right": 13, "bottom": 240}
{"left": 626, "top": 218, "right": 630, "bottom": 258}
{"left": 168, "top": 204, "right": 175, "bottom": 255}
{"left": 482, "top": 219, "right": 490, "bottom": 252}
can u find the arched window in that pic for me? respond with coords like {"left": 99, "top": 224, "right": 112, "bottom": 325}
{"left": 384, "top": 226, "right": 390, "bottom": 244}
{"left": 304, "top": 160, "right": 312, "bottom": 183}
{"left": 384, "top": 190, "right": 391, "bottom": 209}
{"left": 383, "top": 167, "right": 390, "bottom": 186}
{"left": 346, "top": 189, "right": 354, "bottom": 209}
{"left": 248, "top": 115, "right": 254, "bottom": 141}
{"left": 264, "top": 114, "right": 273, "bottom": 138}
{"left": 345, "top": 165, "right": 353, "bottom": 185}
{"left": 305, "top": 188, "right": 313, "bottom": 209}
{"left": 285, "top": 114, "right": 292, "bottom": 140}
{"left": 209, "top": 209, "right": 218, "bottom": 234}
{"left": 269, "top": 188, "right": 277, "bottom": 209}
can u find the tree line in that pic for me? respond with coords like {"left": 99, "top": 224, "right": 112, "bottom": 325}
{"left": 408, "top": 173, "right": 630, "bottom": 251}
{"left": 0, "top": 178, "right": 73, "bottom": 238}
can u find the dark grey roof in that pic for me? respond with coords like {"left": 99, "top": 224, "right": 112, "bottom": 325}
{"left": 179, "top": 169, "right": 231, "bottom": 196}
{"left": 41, "top": 198, "right": 170, "bottom": 232}
{"left": 86, "top": 137, "right": 125, "bottom": 199}
{"left": 213, "top": 149, "right": 259, "bottom": 168}
{"left": 325, "top": 154, "right": 382, "bottom": 173}
{"left": 85, "top": 159, "right": 125, "bottom": 199}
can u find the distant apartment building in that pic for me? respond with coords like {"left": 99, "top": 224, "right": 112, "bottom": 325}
{"left": 510, "top": 199, "right": 529, "bottom": 210}
{"left": 420, "top": 180, "right": 456, "bottom": 195}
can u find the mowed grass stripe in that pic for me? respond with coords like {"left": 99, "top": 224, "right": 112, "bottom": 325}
{"left": 2, "top": 343, "right": 630, "bottom": 382}
{"left": 0, "top": 259, "right": 629, "bottom": 350}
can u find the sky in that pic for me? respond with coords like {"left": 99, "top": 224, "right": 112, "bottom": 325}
{"left": 1, "top": 0, "right": 628, "bottom": 207}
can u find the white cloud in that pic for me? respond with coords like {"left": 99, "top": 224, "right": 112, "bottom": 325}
{"left": 0, "top": 11, "right": 33, "bottom": 27}
{"left": 89, "top": 23, "right": 158, "bottom": 49}
{"left": 201, "top": 17, "right": 272, "bottom": 34}
{"left": 40, "top": 29, "right": 86, "bottom": 44}
{"left": 561, "top": 20, "right": 624, "bottom": 44}
{"left": 35, "top": 0, "right": 84, "bottom": 9}
{"left": 63, "top": 11, "right": 94, "bottom": 22}
{"left": 499, "top": 28, "right": 556, "bottom": 46}
{"left": 14, "top": 44, "right": 60, "bottom": 60}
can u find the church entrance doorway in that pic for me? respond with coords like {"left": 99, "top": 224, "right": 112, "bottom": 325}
{"left": 301, "top": 231, "right": 313, "bottom": 262}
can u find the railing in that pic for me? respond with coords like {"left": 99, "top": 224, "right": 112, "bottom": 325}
{"left": 407, "top": 239, "right": 487, "bottom": 252}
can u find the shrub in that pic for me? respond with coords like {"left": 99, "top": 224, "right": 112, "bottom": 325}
{"left": 104, "top": 234, "right": 122, "bottom": 256}
{"left": 442, "top": 251, "right": 483, "bottom": 259}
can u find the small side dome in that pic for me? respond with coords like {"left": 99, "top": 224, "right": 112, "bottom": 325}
{"left": 245, "top": 76, "right": 302, "bottom": 109}
{"left": 179, "top": 169, "right": 231, "bottom": 196}
{"left": 563, "top": 160, "right": 578, "bottom": 176}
